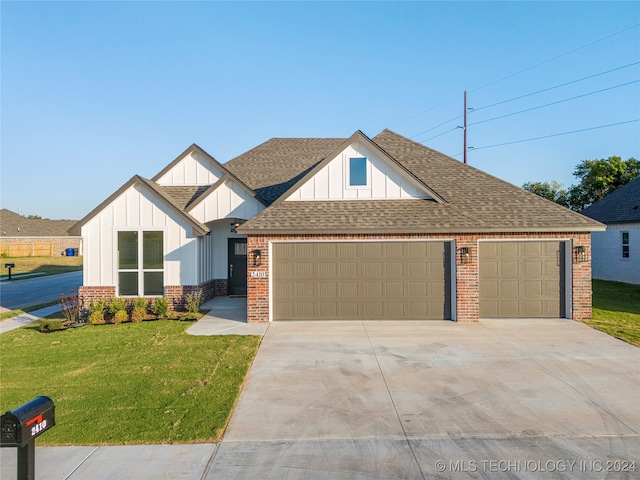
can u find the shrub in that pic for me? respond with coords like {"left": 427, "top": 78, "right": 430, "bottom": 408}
{"left": 39, "top": 319, "right": 66, "bottom": 333}
{"left": 153, "top": 297, "right": 169, "bottom": 319}
{"left": 130, "top": 298, "right": 147, "bottom": 323}
{"left": 108, "top": 297, "right": 127, "bottom": 315}
{"left": 59, "top": 292, "right": 79, "bottom": 325}
{"left": 88, "top": 301, "right": 106, "bottom": 325}
{"left": 165, "top": 310, "right": 178, "bottom": 320}
{"left": 181, "top": 312, "right": 201, "bottom": 321}
{"left": 89, "top": 311, "right": 106, "bottom": 325}
{"left": 184, "top": 291, "right": 202, "bottom": 314}
{"left": 113, "top": 309, "right": 129, "bottom": 324}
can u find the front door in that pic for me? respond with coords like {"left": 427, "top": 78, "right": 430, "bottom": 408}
{"left": 228, "top": 239, "right": 247, "bottom": 296}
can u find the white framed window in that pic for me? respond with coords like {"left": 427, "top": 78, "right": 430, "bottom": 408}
{"left": 348, "top": 157, "right": 367, "bottom": 187}
{"left": 117, "top": 230, "right": 164, "bottom": 296}
{"left": 622, "top": 231, "right": 629, "bottom": 259}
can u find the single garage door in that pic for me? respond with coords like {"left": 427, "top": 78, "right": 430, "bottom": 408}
{"left": 479, "top": 241, "right": 566, "bottom": 318}
{"left": 272, "top": 241, "right": 451, "bottom": 320}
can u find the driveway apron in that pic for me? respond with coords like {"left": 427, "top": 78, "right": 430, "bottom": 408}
{"left": 209, "top": 319, "right": 640, "bottom": 479}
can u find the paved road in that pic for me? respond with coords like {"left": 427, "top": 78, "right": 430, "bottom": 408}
{"left": 0, "top": 271, "right": 82, "bottom": 310}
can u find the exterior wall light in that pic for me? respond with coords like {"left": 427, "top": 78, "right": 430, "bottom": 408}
{"left": 458, "top": 246, "right": 472, "bottom": 264}
{"left": 573, "top": 245, "right": 588, "bottom": 264}
{"left": 253, "top": 249, "right": 262, "bottom": 267}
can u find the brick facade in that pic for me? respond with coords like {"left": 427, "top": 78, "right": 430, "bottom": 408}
{"left": 247, "top": 232, "right": 593, "bottom": 323}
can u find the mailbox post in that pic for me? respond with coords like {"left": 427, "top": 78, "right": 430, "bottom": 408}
{"left": 4, "top": 263, "right": 15, "bottom": 280}
{"left": 1, "top": 396, "right": 55, "bottom": 480}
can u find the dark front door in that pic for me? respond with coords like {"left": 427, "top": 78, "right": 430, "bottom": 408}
{"left": 228, "top": 239, "right": 247, "bottom": 296}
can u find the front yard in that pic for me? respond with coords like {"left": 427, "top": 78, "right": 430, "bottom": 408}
{"left": 584, "top": 279, "right": 640, "bottom": 347}
{"left": 0, "top": 321, "right": 260, "bottom": 445}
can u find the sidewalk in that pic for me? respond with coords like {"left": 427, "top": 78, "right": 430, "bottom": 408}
{"left": 0, "top": 304, "right": 62, "bottom": 334}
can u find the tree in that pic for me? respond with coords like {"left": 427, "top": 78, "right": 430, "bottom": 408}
{"left": 566, "top": 156, "right": 639, "bottom": 211}
{"left": 26, "top": 214, "right": 42, "bottom": 219}
{"left": 522, "top": 181, "right": 568, "bottom": 207}
{"left": 523, "top": 156, "right": 639, "bottom": 212}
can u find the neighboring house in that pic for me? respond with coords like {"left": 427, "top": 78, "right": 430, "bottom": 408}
{"left": 70, "top": 130, "right": 604, "bottom": 321}
{"left": 582, "top": 177, "right": 640, "bottom": 285}
{"left": 0, "top": 208, "right": 81, "bottom": 256}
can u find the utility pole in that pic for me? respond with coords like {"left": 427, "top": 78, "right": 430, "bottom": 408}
{"left": 463, "top": 90, "right": 467, "bottom": 164}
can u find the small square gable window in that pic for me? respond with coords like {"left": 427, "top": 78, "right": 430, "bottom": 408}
{"left": 349, "top": 157, "right": 367, "bottom": 186}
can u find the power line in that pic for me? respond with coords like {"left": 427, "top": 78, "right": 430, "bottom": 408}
{"left": 452, "top": 119, "right": 640, "bottom": 156}
{"left": 410, "top": 114, "right": 463, "bottom": 138}
{"left": 468, "top": 23, "right": 640, "bottom": 93}
{"left": 468, "top": 80, "right": 640, "bottom": 127}
{"left": 394, "top": 23, "right": 639, "bottom": 130}
{"left": 473, "top": 61, "right": 640, "bottom": 112}
{"left": 419, "top": 127, "right": 460, "bottom": 143}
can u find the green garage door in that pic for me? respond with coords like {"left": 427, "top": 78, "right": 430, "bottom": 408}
{"left": 272, "top": 241, "right": 451, "bottom": 320}
{"left": 479, "top": 241, "right": 565, "bottom": 318}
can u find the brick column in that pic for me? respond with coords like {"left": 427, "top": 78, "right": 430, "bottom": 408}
{"left": 455, "top": 236, "right": 480, "bottom": 322}
{"left": 247, "top": 236, "right": 270, "bottom": 323}
{"left": 571, "top": 233, "right": 592, "bottom": 321}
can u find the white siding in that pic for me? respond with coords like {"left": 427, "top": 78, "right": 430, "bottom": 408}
{"left": 189, "top": 179, "right": 265, "bottom": 224}
{"left": 286, "top": 140, "right": 431, "bottom": 201}
{"left": 155, "top": 150, "right": 225, "bottom": 186}
{"left": 591, "top": 223, "right": 640, "bottom": 285}
{"left": 82, "top": 183, "right": 199, "bottom": 289}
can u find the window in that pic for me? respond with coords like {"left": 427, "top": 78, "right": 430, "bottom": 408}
{"left": 118, "top": 231, "right": 164, "bottom": 296}
{"left": 349, "top": 157, "right": 367, "bottom": 186}
{"left": 622, "top": 231, "right": 629, "bottom": 258}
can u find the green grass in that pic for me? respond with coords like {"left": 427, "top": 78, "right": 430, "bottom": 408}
{"left": 0, "top": 321, "right": 261, "bottom": 445}
{"left": 0, "top": 255, "right": 82, "bottom": 278}
{"left": 584, "top": 279, "right": 640, "bottom": 347}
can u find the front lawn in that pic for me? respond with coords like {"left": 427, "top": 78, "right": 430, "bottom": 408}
{"left": 0, "top": 321, "right": 261, "bottom": 445}
{"left": 585, "top": 279, "right": 640, "bottom": 347}
{"left": 0, "top": 255, "right": 82, "bottom": 277}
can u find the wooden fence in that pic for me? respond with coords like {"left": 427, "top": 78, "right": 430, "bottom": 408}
{"left": 0, "top": 243, "right": 54, "bottom": 257}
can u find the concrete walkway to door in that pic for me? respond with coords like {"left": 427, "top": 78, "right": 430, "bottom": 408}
{"left": 209, "top": 319, "right": 640, "bottom": 479}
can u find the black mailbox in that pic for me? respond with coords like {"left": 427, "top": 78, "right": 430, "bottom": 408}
{"left": 4, "top": 263, "right": 15, "bottom": 268}
{"left": 1, "top": 396, "right": 55, "bottom": 447}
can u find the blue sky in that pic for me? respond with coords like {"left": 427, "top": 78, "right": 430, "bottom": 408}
{"left": 1, "top": 1, "right": 639, "bottom": 220}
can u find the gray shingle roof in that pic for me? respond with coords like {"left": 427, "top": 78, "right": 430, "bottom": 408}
{"left": 581, "top": 176, "right": 640, "bottom": 224}
{"left": 155, "top": 185, "right": 210, "bottom": 211}
{"left": 1, "top": 209, "right": 78, "bottom": 237}
{"left": 237, "top": 130, "right": 603, "bottom": 234}
{"left": 224, "top": 137, "right": 345, "bottom": 204}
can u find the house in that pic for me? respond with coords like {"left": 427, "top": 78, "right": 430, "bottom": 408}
{"left": 0, "top": 209, "right": 81, "bottom": 257}
{"left": 70, "top": 130, "right": 604, "bottom": 321}
{"left": 582, "top": 177, "right": 640, "bottom": 285}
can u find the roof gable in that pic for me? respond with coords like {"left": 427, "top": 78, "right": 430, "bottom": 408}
{"left": 68, "top": 176, "right": 209, "bottom": 236}
{"left": 280, "top": 131, "right": 444, "bottom": 203}
{"left": 152, "top": 144, "right": 226, "bottom": 186}
{"left": 582, "top": 176, "right": 640, "bottom": 224}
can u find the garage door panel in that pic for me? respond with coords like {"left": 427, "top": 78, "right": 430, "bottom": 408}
{"left": 273, "top": 241, "right": 450, "bottom": 320}
{"left": 480, "top": 241, "right": 565, "bottom": 318}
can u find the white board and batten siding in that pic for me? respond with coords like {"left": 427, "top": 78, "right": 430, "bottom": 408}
{"left": 189, "top": 179, "right": 265, "bottom": 224}
{"left": 82, "top": 183, "right": 199, "bottom": 289}
{"left": 591, "top": 224, "right": 640, "bottom": 285}
{"left": 155, "top": 150, "right": 225, "bottom": 186}
{"left": 286, "top": 140, "right": 431, "bottom": 201}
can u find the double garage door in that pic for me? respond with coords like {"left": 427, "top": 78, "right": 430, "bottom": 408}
{"left": 272, "top": 241, "right": 451, "bottom": 321}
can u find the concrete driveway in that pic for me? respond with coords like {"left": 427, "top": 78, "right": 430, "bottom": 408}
{"left": 210, "top": 319, "right": 640, "bottom": 479}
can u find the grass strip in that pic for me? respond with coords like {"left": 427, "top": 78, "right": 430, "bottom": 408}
{"left": 0, "top": 321, "right": 261, "bottom": 445}
{"left": 0, "top": 301, "right": 60, "bottom": 321}
{"left": 583, "top": 279, "right": 640, "bottom": 347}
